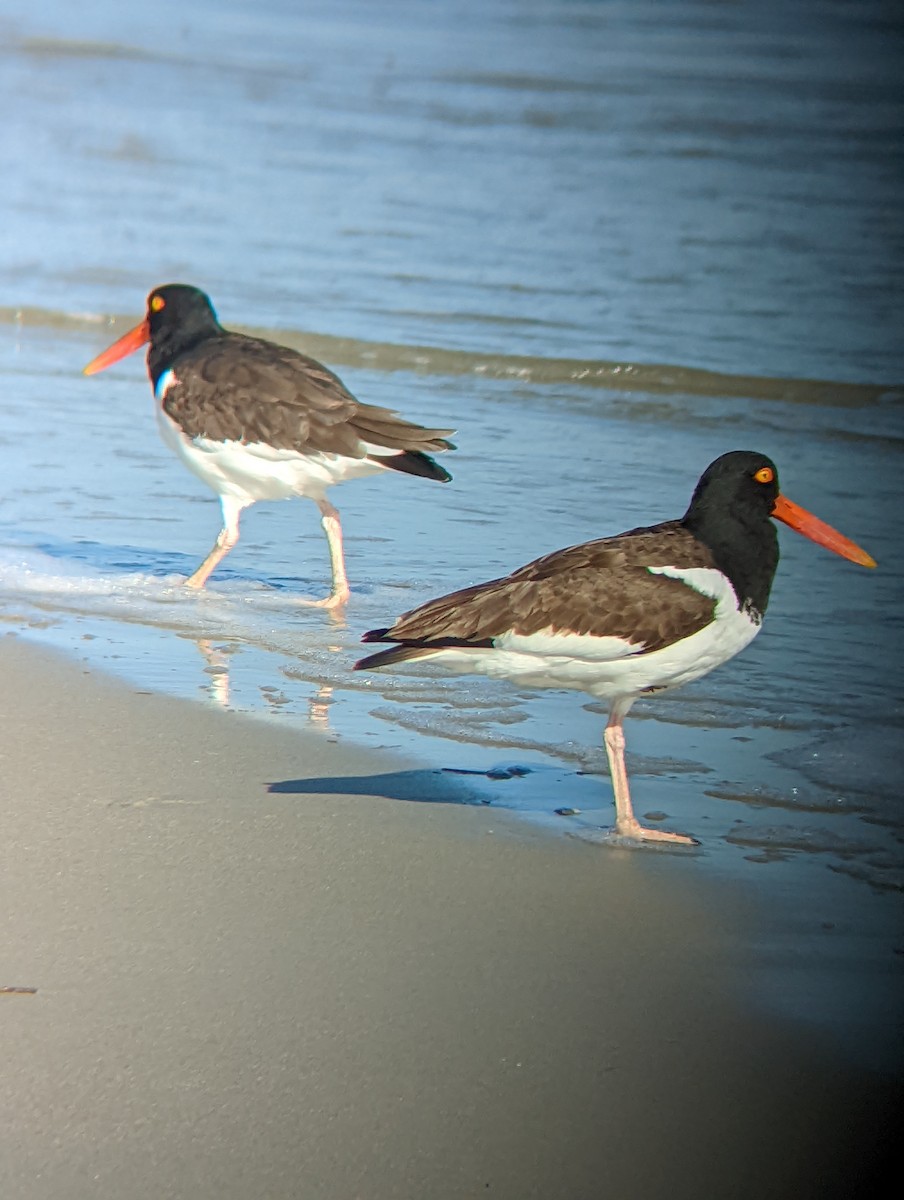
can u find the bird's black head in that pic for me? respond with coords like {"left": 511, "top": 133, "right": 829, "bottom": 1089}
{"left": 145, "top": 283, "right": 219, "bottom": 332}
{"left": 144, "top": 284, "right": 223, "bottom": 385}
{"left": 684, "top": 450, "right": 780, "bottom": 530}
{"left": 681, "top": 449, "right": 874, "bottom": 618}
{"left": 682, "top": 450, "right": 782, "bottom": 618}
{"left": 83, "top": 282, "right": 223, "bottom": 383}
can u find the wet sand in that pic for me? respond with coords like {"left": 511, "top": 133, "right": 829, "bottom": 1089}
{"left": 1, "top": 635, "right": 899, "bottom": 1200}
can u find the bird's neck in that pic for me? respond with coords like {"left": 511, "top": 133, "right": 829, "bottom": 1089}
{"left": 684, "top": 509, "right": 779, "bottom": 620}
{"left": 148, "top": 323, "right": 220, "bottom": 388}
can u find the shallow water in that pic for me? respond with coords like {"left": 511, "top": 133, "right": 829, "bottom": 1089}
{"left": 1, "top": 0, "right": 903, "bottom": 911}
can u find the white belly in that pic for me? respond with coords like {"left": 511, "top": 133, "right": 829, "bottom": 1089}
{"left": 413, "top": 567, "right": 761, "bottom": 703}
{"left": 155, "top": 385, "right": 384, "bottom": 504}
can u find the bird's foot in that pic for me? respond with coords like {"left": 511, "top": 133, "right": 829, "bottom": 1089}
{"left": 294, "top": 589, "right": 350, "bottom": 612}
{"left": 605, "top": 818, "right": 699, "bottom": 848}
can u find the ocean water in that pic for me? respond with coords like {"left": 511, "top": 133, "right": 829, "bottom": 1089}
{"left": 1, "top": 0, "right": 902, "bottom": 919}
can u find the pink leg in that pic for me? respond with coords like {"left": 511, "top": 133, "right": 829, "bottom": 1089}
{"left": 185, "top": 495, "right": 247, "bottom": 590}
{"left": 296, "top": 499, "right": 351, "bottom": 609}
{"left": 603, "top": 706, "right": 697, "bottom": 846}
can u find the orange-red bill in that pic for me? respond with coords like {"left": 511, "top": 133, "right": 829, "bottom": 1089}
{"left": 773, "top": 493, "right": 876, "bottom": 568}
{"left": 83, "top": 318, "right": 150, "bottom": 375}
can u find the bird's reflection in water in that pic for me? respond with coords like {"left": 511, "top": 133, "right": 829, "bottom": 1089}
{"left": 190, "top": 636, "right": 339, "bottom": 734}
{"left": 194, "top": 637, "right": 236, "bottom": 708}
{"left": 302, "top": 644, "right": 342, "bottom": 733}
{"left": 307, "top": 683, "right": 334, "bottom": 731}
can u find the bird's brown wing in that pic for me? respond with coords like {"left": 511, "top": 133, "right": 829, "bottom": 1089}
{"left": 162, "top": 333, "right": 455, "bottom": 458}
{"left": 358, "top": 522, "right": 721, "bottom": 667}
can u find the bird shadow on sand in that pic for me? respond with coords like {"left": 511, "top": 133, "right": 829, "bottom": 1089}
{"left": 267, "top": 767, "right": 505, "bottom": 807}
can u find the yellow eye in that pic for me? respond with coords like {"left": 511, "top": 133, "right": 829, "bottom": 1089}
{"left": 754, "top": 466, "right": 774, "bottom": 484}
{"left": 150, "top": 295, "right": 165, "bottom": 312}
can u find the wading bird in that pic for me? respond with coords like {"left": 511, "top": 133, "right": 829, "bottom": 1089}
{"left": 84, "top": 284, "right": 455, "bottom": 607}
{"left": 355, "top": 451, "right": 875, "bottom": 845}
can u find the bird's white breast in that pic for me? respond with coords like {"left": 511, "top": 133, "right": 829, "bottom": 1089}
{"left": 154, "top": 369, "right": 386, "bottom": 502}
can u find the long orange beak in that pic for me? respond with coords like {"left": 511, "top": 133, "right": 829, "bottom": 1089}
{"left": 772, "top": 494, "right": 876, "bottom": 568}
{"left": 83, "top": 318, "right": 150, "bottom": 375}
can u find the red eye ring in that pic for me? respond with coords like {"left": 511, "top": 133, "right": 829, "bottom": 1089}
{"left": 150, "top": 295, "right": 165, "bottom": 313}
{"left": 754, "top": 466, "right": 774, "bottom": 484}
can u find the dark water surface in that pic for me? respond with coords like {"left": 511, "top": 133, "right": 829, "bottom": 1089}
{"left": 1, "top": 0, "right": 902, "bottom": 1063}
{"left": 2, "top": 0, "right": 902, "bottom": 380}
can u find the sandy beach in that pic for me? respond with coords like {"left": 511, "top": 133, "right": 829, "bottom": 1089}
{"left": 0, "top": 634, "right": 898, "bottom": 1200}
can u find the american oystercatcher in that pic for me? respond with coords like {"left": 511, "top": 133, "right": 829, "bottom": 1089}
{"left": 355, "top": 451, "right": 876, "bottom": 845}
{"left": 83, "top": 284, "right": 455, "bottom": 606}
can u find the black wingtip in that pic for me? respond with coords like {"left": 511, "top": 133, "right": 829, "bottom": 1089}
{"left": 368, "top": 450, "right": 453, "bottom": 483}
{"left": 354, "top": 627, "right": 393, "bottom": 670}
{"left": 354, "top": 644, "right": 412, "bottom": 671}
{"left": 360, "top": 626, "right": 392, "bottom": 644}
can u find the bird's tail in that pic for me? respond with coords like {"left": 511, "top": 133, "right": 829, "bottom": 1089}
{"left": 367, "top": 450, "right": 452, "bottom": 482}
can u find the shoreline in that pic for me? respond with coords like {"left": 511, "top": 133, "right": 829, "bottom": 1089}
{"left": 1, "top": 634, "right": 900, "bottom": 1199}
